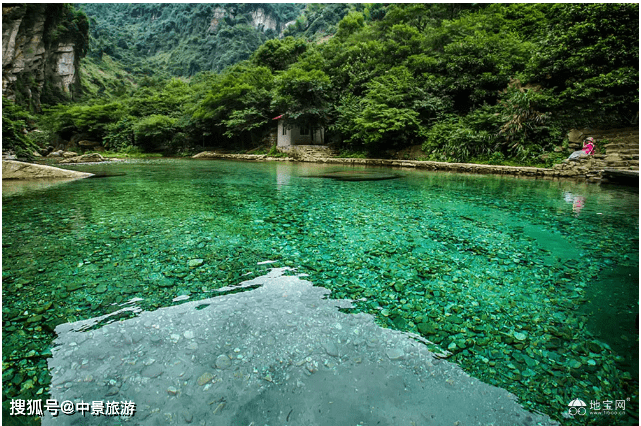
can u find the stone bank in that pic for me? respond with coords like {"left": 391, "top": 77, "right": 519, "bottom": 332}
{"left": 195, "top": 127, "right": 639, "bottom": 184}
{"left": 552, "top": 127, "right": 639, "bottom": 183}
{"left": 194, "top": 150, "right": 552, "bottom": 179}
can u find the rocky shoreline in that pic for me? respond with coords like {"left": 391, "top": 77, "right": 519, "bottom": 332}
{"left": 192, "top": 151, "right": 604, "bottom": 182}
{"left": 2, "top": 151, "right": 633, "bottom": 184}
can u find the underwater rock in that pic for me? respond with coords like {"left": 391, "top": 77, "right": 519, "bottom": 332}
{"left": 141, "top": 364, "right": 163, "bottom": 379}
{"left": 188, "top": 259, "right": 204, "bottom": 268}
{"left": 308, "top": 170, "right": 401, "bottom": 182}
{"left": 514, "top": 332, "right": 527, "bottom": 341}
{"left": 105, "top": 386, "right": 119, "bottom": 396}
{"left": 197, "top": 372, "right": 214, "bottom": 386}
{"left": 215, "top": 354, "right": 231, "bottom": 370}
{"left": 587, "top": 341, "right": 602, "bottom": 353}
{"left": 158, "top": 278, "right": 174, "bottom": 288}
{"left": 323, "top": 341, "right": 339, "bottom": 357}
{"left": 449, "top": 315, "right": 464, "bottom": 325}
{"left": 386, "top": 348, "right": 404, "bottom": 360}
{"left": 417, "top": 322, "right": 437, "bottom": 336}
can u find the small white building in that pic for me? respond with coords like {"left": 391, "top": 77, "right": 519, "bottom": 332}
{"left": 274, "top": 116, "right": 324, "bottom": 149}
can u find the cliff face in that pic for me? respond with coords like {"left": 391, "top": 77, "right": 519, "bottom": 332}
{"left": 251, "top": 8, "right": 279, "bottom": 33}
{"left": 2, "top": 4, "right": 88, "bottom": 110}
{"left": 208, "top": 7, "right": 285, "bottom": 34}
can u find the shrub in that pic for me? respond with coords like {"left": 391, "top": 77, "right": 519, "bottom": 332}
{"left": 2, "top": 97, "right": 39, "bottom": 159}
{"left": 103, "top": 117, "right": 135, "bottom": 151}
{"left": 422, "top": 106, "right": 501, "bottom": 162}
{"left": 132, "top": 114, "right": 176, "bottom": 151}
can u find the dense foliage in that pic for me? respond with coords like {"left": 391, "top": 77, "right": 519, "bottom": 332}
{"left": 77, "top": 3, "right": 304, "bottom": 77}
{"left": 23, "top": 3, "right": 639, "bottom": 164}
{"left": 2, "top": 98, "right": 39, "bottom": 160}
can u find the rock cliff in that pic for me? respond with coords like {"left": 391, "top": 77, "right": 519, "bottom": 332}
{"left": 2, "top": 4, "right": 88, "bottom": 110}
{"left": 208, "top": 7, "right": 287, "bottom": 34}
{"left": 251, "top": 8, "right": 279, "bottom": 32}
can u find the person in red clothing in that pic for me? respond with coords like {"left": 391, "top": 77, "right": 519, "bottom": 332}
{"left": 582, "top": 137, "right": 595, "bottom": 155}
{"left": 568, "top": 137, "right": 596, "bottom": 160}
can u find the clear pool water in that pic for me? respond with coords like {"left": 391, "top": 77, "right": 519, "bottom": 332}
{"left": 2, "top": 159, "right": 639, "bottom": 424}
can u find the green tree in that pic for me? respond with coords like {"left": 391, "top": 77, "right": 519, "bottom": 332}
{"left": 103, "top": 117, "right": 135, "bottom": 151}
{"left": 132, "top": 114, "right": 176, "bottom": 151}
{"left": 252, "top": 37, "right": 308, "bottom": 71}
{"left": 272, "top": 66, "right": 331, "bottom": 135}
{"left": 496, "top": 85, "right": 561, "bottom": 159}
{"left": 423, "top": 11, "right": 534, "bottom": 113}
{"left": 335, "top": 11, "right": 365, "bottom": 41}
{"left": 526, "top": 3, "right": 639, "bottom": 125}
{"left": 2, "top": 97, "right": 38, "bottom": 159}
{"left": 332, "top": 66, "right": 444, "bottom": 149}
{"left": 129, "top": 78, "right": 195, "bottom": 118}
{"left": 193, "top": 64, "right": 274, "bottom": 147}
{"left": 46, "top": 101, "right": 127, "bottom": 140}
{"left": 381, "top": 3, "right": 481, "bottom": 33}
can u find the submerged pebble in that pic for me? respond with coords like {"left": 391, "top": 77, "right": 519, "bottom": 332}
{"left": 215, "top": 355, "right": 232, "bottom": 370}
{"left": 197, "top": 372, "right": 214, "bottom": 386}
{"left": 2, "top": 160, "right": 637, "bottom": 424}
{"left": 188, "top": 259, "right": 204, "bottom": 268}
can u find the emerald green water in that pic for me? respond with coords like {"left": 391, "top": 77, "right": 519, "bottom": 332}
{"left": 2, "top": 159, "right": 639, "bottom": 424}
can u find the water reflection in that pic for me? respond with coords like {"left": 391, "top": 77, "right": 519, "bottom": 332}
{"left": 564, "top": 191, "right": 587, "bottom": 216}
{"left": 46, "top": 268, "right": 556, "bottom": 426}
{"left": 275, "top": 163, "right": 290, "bottom": 190}
{"left": 2, "top": 177, "right": 85, "bottom": 197}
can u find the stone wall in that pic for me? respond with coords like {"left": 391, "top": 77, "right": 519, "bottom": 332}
{"left": 552, "top": 127, "right": 639, "bottom": 182}
{"left": 277, "top": 145, "right": 336, "bottom": 161}
{"left": 566, "top": 127, "right": 638, "bottom": 155}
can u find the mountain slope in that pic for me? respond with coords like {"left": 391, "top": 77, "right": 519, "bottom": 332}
{"left": 78, "top": 3, "right": 305, "bottom": 77}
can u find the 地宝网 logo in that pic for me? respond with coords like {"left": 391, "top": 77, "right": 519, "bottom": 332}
{"left": 568, "top": 398, "right": 587, "bottom": 416}
{"left": 566, "top": 397, "right": 629, "bottom": 418}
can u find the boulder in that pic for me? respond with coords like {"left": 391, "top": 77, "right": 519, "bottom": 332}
{"left": 76, "top": 140, "right": 104, "bottom": 153}
{"left": 59, "top": 153, "right": 106, "bottom": 163}
{"left": 2, "top": 160, "right": 94, "bottom": 179}
{"left": 47, "top": 150, "right": 64, "bottom": 158}
{"left": 567, "top": 129, "right": 585, "bottom": 144}
{"left": 192, "top": 151, "right": 218, "bottom": 159}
